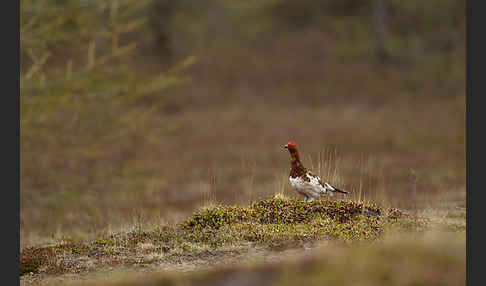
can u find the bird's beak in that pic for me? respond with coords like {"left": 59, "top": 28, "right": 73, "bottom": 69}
{"left": 284, "top": 144, "right": 288, "bottom": 149}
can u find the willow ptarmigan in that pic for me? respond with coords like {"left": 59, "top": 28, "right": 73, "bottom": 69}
{"left": 284, "top": 141, "right": 349, "bottom": 202}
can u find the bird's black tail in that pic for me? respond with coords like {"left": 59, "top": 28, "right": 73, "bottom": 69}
{"left": 332, "top": 187, "right": 349, "bottom": 194}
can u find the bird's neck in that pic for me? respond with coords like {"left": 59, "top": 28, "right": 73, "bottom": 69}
{"left": 290, "top": 151, "right": 304, "bottom": 170}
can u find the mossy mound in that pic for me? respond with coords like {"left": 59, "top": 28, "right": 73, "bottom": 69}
{"left": 20, "top": 198, "right": 423, "bottom": 276}
{"left": 179, "top": 198, "right": 419, "bottom": 248}
{"left": 181, "top": 199, "right": 384, "bottom": 229}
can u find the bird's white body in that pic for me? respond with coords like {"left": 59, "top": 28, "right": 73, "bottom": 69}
{"left": 289, "top": 171, "right": 336, "bottom": 202}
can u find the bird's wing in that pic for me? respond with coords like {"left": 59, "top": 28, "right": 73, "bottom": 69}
{"left": 305, "top": 171, "right": 327, "bottom": 192}
{"left": 307, "top": 171, "right": 349, "bottom": 194}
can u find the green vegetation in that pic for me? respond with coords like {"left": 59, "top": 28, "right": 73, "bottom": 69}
{"left": 20, "top": 197, "right": 430, "bottom": 276}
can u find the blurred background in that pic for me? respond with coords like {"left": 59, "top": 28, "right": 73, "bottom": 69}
{"left": 20, "top": 0, "right": 465, "bottom": 246}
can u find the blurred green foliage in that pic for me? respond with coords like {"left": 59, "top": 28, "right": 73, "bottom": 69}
{"left": 21, "top": 0, "right": 194, "bottom": 131}
{"left": 149, "top": 0, "right": 464, "bottom": 59}
{"left": 145, "top": 0, "right": 464, "bottom": 102}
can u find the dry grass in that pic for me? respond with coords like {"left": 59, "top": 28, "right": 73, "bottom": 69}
{"left": 21, "top": 229, "right": 465, "bottom": 286}
{"left": 20, "top": 95, "right": 465, "bottom": 246}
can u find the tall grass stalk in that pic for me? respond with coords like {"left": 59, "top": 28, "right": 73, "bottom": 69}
{"left": 305, "top": 147, "right": 346, "bottom": 201}
{"left": 200, "top": 174, "right": 217, "bottom": 210}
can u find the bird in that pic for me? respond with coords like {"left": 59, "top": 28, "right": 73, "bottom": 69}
{"left": 284, "top": 141, "right": 349, "bottom": 202}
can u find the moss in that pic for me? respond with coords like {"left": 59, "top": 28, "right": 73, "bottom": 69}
{"left": 180, "top": 205, "right": 253, "bottom": 230}
{"left": 180, "top": 198, "right": 383, "bottom": 229}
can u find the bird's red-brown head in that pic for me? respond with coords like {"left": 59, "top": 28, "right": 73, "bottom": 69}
{"left": 284, "top": 141, "right": 297, "bottom": 152}
{"left": 284, "top": 141, "right": 302, "bottom": 167}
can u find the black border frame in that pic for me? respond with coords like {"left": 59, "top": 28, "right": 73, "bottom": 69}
{"left": 465, "top": 0, "right": 473, "bottom": 285}
{"left": 8, "top": 0, "right": 20, "bottom": 285}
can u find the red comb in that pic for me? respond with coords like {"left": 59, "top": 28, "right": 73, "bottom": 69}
{"left": 287, "top": 141, "right": 296, "bottom": 146}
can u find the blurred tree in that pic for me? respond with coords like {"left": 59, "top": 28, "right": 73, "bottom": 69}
{"left": 373, "top": 0, "right": 390, "bottom": 63}
{"left": 21, "top": 0, "right": 194, "bottom": 129}
{"left": 20, "top": 0, "right": 195, "bottom": 201}
{"left": 148, "top": 0, "right": 174, "bottom": 61}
